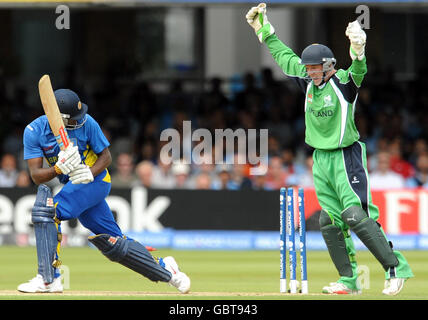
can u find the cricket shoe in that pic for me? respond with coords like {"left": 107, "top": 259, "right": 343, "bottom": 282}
{"left": 382, "top": 278, "right": 406, "bottom": 296}
{"left": 322, "top": 282, "right": 361, "bottom": 295}
{"left": 162, "top": 256, "right": 191, "bottom": 294}
{"left": 17, "top": 274, "right": 63, "bottom": 293}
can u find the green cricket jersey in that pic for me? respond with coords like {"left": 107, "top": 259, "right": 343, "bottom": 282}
{"left": 265, "top": 34, "right": 367, "bottom": 150}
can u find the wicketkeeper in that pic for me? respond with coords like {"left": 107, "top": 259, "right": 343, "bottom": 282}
{"left": 19, "top": 88, "right": 190, "bottom": 294}
{"left": 246, "top": 3, "right": 413, "bottom": 295}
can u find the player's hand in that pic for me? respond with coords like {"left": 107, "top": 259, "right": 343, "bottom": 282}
{"left": 345, "top": 20, "right": 366, "bottom": 61}
{"left": 54, "top": 144, "right": 81, "bottom": 175}
{"left": 68, "top": 164, "right": 94, "bottom": 184}
{"left": 246, "top": 3, "right": 275, "bottom": 43}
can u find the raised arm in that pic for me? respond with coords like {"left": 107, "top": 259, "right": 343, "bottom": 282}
{"left": 246, "top": 3, "right": 308, "bottom": 92}
{"left": 265, "top": 34, "right": 307, "bottom": 79}
{"left": 345, "top": 20, "right": 367, "bottom": 87}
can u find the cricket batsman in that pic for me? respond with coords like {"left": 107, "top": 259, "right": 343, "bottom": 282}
{"left": 246, "top": 3, "right": 413, "bottom": 295}
{"left": 18, "top": 88, "right": 190, "bottom": 293}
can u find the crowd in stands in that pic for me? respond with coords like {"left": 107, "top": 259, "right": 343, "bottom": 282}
{"left": 1, "top": 66, "right": 428, "bottom": 190}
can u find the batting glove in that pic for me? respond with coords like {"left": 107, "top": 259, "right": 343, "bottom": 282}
{"left": 68, "top": 164, "right": 94, "bottom": 184}
{"left": 55, "top": 144, "right": 81, "bottom": 175}
{"left": 345, "top": 20, "right": 366, "bottom": 61}
{"left": 246, "top": 3, "right": 275, "bottom": 43}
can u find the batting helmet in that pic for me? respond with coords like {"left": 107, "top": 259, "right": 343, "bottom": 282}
{"left": 54, "top": 89, "right": 88, "bottom": 129}
{"left": 300, "top": 43, "right": 336, "bottom": 71}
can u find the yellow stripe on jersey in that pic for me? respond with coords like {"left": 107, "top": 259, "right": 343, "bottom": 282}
{"left": 82, "top": 144, "right": 111, "bottom": 183}
{"left": 83, "top": 144, "right": 98, "bottom": 167}
{"left": 102, "top": 169, "right": 111, "bottom": 183}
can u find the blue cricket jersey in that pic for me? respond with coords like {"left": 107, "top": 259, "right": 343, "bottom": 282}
{"left": 23, "top": 114, "right": 110, "bottom": 184}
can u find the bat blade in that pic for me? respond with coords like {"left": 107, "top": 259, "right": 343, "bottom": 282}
{"left": 38, "top": 75, "right": 70, "bottom": 151}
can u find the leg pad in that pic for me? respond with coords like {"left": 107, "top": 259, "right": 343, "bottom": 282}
{"left": 342, "top": 206, "right": 398, "bottom": 271}
{"left": 320, "top": 210, "right": 353, "bottom": 277}
{"left": 32, "top": 184, "right": 60, "bottom": 284}
{"left": 89, "top": 234, "right": 171, "bottom": 282}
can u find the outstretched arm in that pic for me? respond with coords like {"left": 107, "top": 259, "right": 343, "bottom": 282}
{"left": 265, "top": 34, "right": 307, "bottom": 79}
{"left": 345, "top": 20, "right": 367, "bottom": 87}
{"left": 246, "top": 3, "right": 308, "bottom": 92}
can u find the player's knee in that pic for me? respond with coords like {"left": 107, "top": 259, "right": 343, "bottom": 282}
{"left": 341, "top": 206, "right": 368, "bottom": 228}
{"left": 319, "top": 209, "right": 334, "bottom": 228}
{"left": 32, "top": 184, "right": 56, "bottom": 223}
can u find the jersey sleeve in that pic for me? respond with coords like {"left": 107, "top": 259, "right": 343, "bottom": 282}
{"left": 86, "top": 116, "right": 110, "bottom": 154}
{"left": 332, "top": 57, "right": 367, "bottom": 103}
{"left": 23, "top": 124, "right": 43, "bottom": 160}
{"left": 346, "top": 56, "right": 367, "bottom": 88}
{"left": 265, "top": 34, "right": 309, "bottom": 93}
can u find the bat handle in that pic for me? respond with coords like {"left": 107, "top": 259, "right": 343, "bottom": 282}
{"left": 56, "top": 127, "right": 70, "bottom": 150}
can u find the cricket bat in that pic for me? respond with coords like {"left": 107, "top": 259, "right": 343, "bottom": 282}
{"left": 38, "top": 74, "right": 70, "bottom": 151}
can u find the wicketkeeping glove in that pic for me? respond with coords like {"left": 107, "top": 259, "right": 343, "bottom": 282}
{"left": 345, "top": 20, "right": 366, "bottom": 61}
{"left": 68, "top": 164, "right": 94, "bottom": 184}
{"left": 54, "top": 144, "right": 81, "bottom": 175}
{"left": 246, "top": 3, "right": 275, "bottom": 43}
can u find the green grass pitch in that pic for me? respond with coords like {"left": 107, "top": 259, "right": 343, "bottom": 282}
{"left": 0, "top": 246, "right": 427, "bottom": 300}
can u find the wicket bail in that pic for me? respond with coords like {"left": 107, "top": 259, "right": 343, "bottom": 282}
{"left": 280, "top": 187, "right": 308, "bottom": 294}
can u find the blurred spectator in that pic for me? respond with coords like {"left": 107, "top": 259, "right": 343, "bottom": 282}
{"left": 229, "top": 154, "right": 252, "bottom": 190}
{"left": 369, "top": 151, "right": 405, "bottom": 190}
{"left": 263, "top": 110, "right": 293, "bottom": 151}
{"left": 212, "top": 164, "right": 235, "bottom": 190}
{"left": 197, "top": 77, "right": 229, "bottom": 127}
{"left": 129, "top": 81, "right": 158, "bottom": 128}
{"left": 234, "top": 72, "right": 264, "bottom": 115}
{"left": 405, "top": 153, "right": 428, "bottom": 188}
{"left": 0, "top": 153, "right": 19, "bottom": 187}
{"left": 287, "top": 155, "right": 314, "bottom": 188}
{"left": 195, "top": 172, "right": 212, "bottom": 190}
{"left": 135, "top": 160, "right": 154, "bottom": 188}
{"left": 260, "top": 67, "right": 280, "bottom": 105}
{"left": 111, "top": 152, "right": 138, "bottom": 188}
{"left": 16, "top": 170, "right": 32, "bottom": 187}
{"left": 251, "top": 164, "right": 271, "bottom": 190}
{"left": 152, "top": 157, "right": 175, "bottom": 189}
{"left": 368, "top": 137, "right": 390, "bottom": 171}
{"left": 267, "top": 135, "right": 282, "bottom": 156}
{"left": 388, "top": 138, "right": 415, "bottom": 179}
{"left": 265, "top": 155, "right": 288, "bottom": 190}
{"left": 137, "top": 141, "right": 157, "bottom": 163}
{"left": 171, "top": 161, "right": 192, "bottom": 189}
{"left": 190, "top": 153, "right": 219, "bottom": 188}
{"left": 409, "top": 138, "right": 428, "bottom": 167}
{"left": 281, "top": 148, "right": 304, "bottom": 175}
